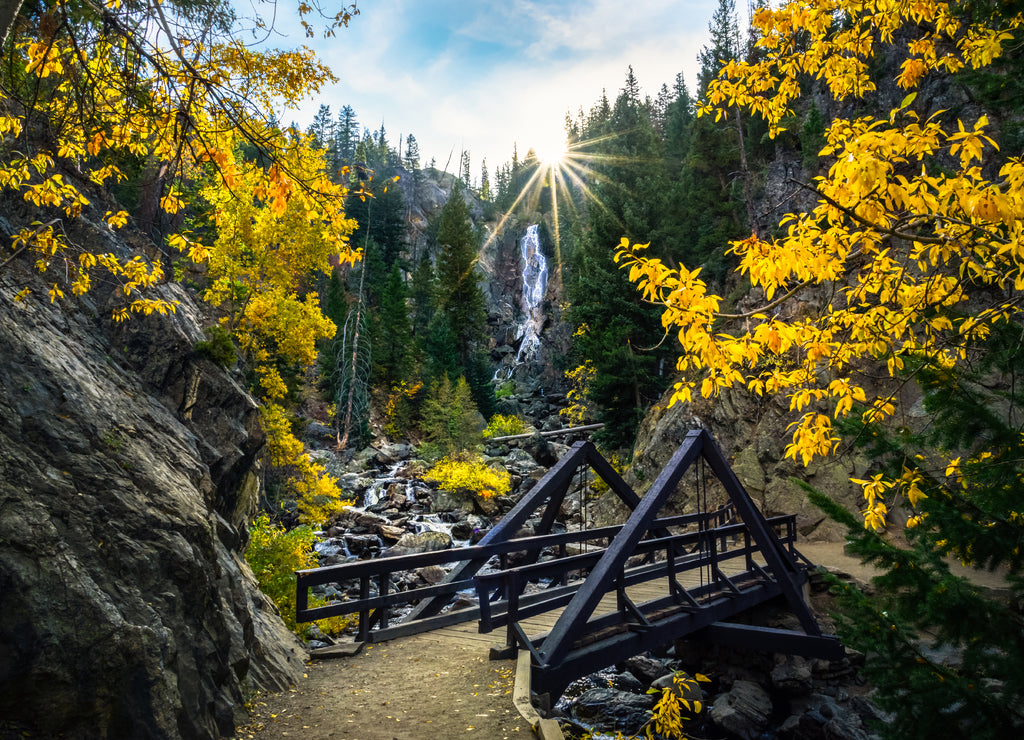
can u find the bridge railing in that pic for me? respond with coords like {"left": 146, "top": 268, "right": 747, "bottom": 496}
{"left": 474, "top": 514, "right": 799, "bottom": 651}
{"left": 295, "top": 504, "right": 735, "bottom": 642}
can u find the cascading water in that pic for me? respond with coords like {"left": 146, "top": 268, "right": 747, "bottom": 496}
{"left": 498, "top": 224, "right": 549, "bottom": 379}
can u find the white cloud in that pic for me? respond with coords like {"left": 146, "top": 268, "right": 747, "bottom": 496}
{"left": 273, "top": 0, "right": 719, "bottom": 171}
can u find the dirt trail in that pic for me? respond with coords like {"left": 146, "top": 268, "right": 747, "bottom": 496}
{"left": 796, "top": 540, "right": 1012, "bottom": 590}
{"left": 236, "top": 631, "right": 527, "bottom": 740}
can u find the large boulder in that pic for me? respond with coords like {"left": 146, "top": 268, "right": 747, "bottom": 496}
{"left": 710, "top": 680, "right": 774, "bottom": 740}
{"left": 0, "top": 220, "right": 304, "bottom": 739}
{"left": 383, "top": 530, "right": 453, "bottom": 557}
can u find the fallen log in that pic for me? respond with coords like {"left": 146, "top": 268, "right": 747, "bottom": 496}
{"left": 486, "top": 423, "right": 604, "bottom": 443}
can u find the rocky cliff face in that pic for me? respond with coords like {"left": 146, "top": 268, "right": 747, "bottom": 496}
{"left": 594, "top": 380, "right": 874, "bottom": 541}
{"left": 0, "top": 210, "right": 304, "bottom": 738}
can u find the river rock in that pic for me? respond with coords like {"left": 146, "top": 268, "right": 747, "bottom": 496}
{"left": 344, "top": 534, "right": 382, "bottom": 558}
{"left": 571, "top": 687, "right": 656, "bottom": 734}
{"left": 772, "top": 654, "right": 814, "bottom": 696}
{"left": 780, "top": 693, "right": 877, "bottom": 740}
{"left": 431, "top": 488, "right": 476, "bottom": 514}
{"left": 353, "top": 510, "right": 388, "bottom": 531}
{"left": 451, "top": 514, "right": 489, "bottom": 541}
{"left": 384, "top": 530, "right": 453, "bottom": 556}
{"left": 504, "top": 448, "right": 541, "bottom": 475}
{"left": 378, "top": 524, "right": 407, "bottom": 542}
{"left": 416, "top": 565, "right": 447, "bottom": 585}
{"left": 621, "top": 654, "right": 673, "bottom": 685}
{"left": 375, "top": 443, "right": 412, "bottom": 465}
{"left": 525, "top": 433, "right": 560, "bottom": 467}
{"left": 710, "top": 680, "right": 774, "bottom": 740}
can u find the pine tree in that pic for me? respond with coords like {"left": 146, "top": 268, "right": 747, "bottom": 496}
{"left": 334, "top": 105, "right": 358, "bottom": 176}
{"left": 565, "top": 68, "right": 673, "bottom": 447}
{"left": 409, "top": 250, "right": 436, "bottom": 340}
{"left": 307, "top": 103, "right": 333, "bottom": 150}
{"left": 698, "top": 0, "right": 740, "bottom": 92}
{"left": 372, "top": 263, "right": 413, "bottom": 387}
{"left": 433, "top": 184, "right": 494, "bottom": 414}
{"left": 479, "top": 158, "right": 491, "bottom": 201}
{"left": 808, "top": 324, "right": 1024, "bottom": 740}
{"left": 420, "top": 375, "right": 481, "bottom": 454}
{"left": 404, "top": 133, "right": 420, "bottom": 171}
{"left": 460, "top": 150, "right": 472, "bottom": 187}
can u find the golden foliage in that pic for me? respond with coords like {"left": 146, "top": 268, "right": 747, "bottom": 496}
{"left": 619, "top": 2, "right": 1024, "bottom": 531}
{"left": 560, "top": 360, "right": 596, "bottom": 427}
{"left": 482, "top": 414, "right": 527, "bottom": 439}
{"left": 2, "top": 3, "right": 358, "bottom": 320}
{"left": 383, "top": 381, "right": 423, "bottom": 439}
{"left": 262, "top": 404, "right": 353, "bottom": 525}
{"left": 425, "top": 454, "right": 511, "bottom": 500}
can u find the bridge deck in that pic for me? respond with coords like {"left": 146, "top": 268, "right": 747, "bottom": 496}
{"left": 428, "top": 556, "right": 762, "bottom": 651}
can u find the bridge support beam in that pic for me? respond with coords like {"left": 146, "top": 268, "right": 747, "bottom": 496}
{"left": 701, "top": 623, "right": 844, "bottom": 660}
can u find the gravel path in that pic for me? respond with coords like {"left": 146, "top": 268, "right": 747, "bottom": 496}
{"left": 236, "top": 632, "right": 528, "bottom": 740}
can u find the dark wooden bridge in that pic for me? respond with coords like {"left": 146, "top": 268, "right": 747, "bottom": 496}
{"left": 296, "top": 430, "right": 842, "bottom": 699}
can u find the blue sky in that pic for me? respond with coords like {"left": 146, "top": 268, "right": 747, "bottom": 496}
{"left": 242, "top": 0, "right": 721, "bottom": 176}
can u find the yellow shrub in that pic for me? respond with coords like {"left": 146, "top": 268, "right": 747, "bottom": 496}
{"left": 560, "top": 360, "right": 595, "bottom": 427}
{"left": 383, "top": 380, "right": 422, "bottom": 439}
{"left": 483, "top": 413, "right": 526, "bottom": 439}
{"left": 426, "top": 454, "right": 511, "bottom": 500}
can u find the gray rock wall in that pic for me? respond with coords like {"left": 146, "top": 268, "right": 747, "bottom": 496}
{"left": 0, "top": 226, "right": 304, "bottom": 737}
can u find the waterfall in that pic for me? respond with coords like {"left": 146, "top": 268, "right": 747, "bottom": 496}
{"left": 499, "top": 224, "right": 549, "bottom": 380}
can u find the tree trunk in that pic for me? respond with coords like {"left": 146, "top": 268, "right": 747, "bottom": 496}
{"left": 1, "top": 0, "right": 25, "bottom": 49}
{"left": 734, "top": 108, "right": 758, "bottom": 237}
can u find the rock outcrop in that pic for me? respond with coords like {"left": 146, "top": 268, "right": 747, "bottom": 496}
{"left": 0, "top": 212, "right": 304, "bottom": 738}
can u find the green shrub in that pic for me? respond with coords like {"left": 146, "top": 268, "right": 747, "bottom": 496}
{"left": 420, "top": 375, "right": 481, "bottom": 452}
{"left": 194, "top": 325, "right": 237, "bottom": 367}
{"left": 495, "top": 381, "right": 515, "bottom": 399}
{"left": 244, "top": 514, "right": 351, "bottom": 637}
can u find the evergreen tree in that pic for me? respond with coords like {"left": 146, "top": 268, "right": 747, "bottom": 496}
{"left": 334, "top": 105, "right": 358, "bottom": 176}
{"left": 565, "top": 68, "right": 674, "bottom": 447}
{"left": 479, "top": 158, "right": 491, "bottom": 201}
{"left": 420, "top": 375, "right": 481, "bottom": 454}
{"left": 307, "top": 103, "right": 333, "bottom": 150}
{"left": 345, "top": 178, "right": 406, "bottom": 267}
{"left": 460, "top": 149, "right": 472, "bottom": 187}
{"left": 434, "top": 185, "right": 486, "bottom": 355}
{"left": 409, "top": 250, "right": 436, "bottom": 340}
{"left": 808, "top": 325, "right": 1024, "bottom": 740}
{"left": 373, "top": 263, "right": 413, "bottom": 387}
{"left": 698, "top": 0, "right": 741, "bottom": 92}
{"left": 663, "top": 73, "right": 694, "bottom": 163}
{"left": 432, "top": 184, "right": 494, "bottom": 415}
{"left": 404, "top": 133, "right": 420, "bottom": 171}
